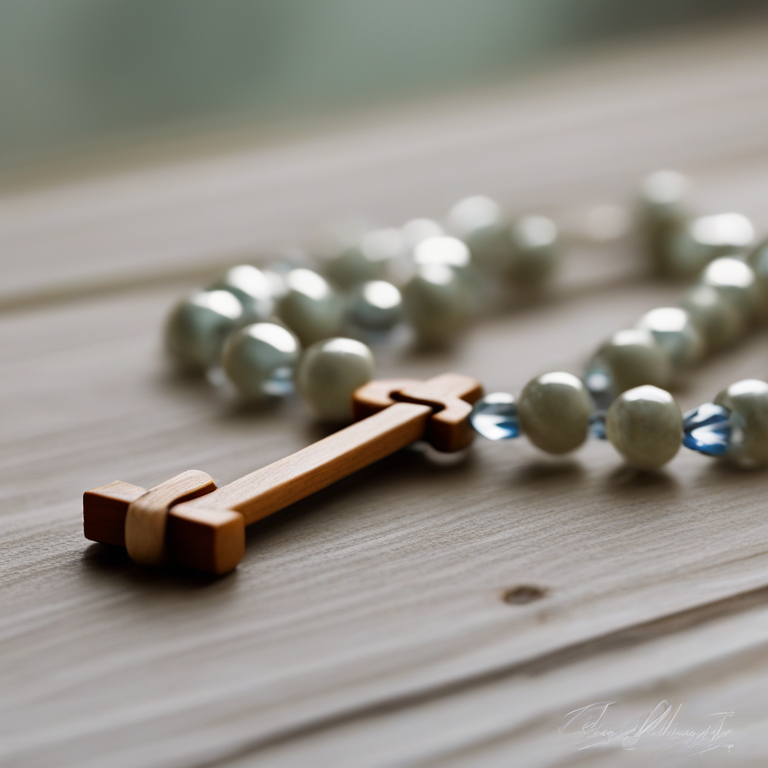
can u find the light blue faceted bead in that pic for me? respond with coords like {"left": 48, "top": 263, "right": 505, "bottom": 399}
{"left": 589, "top": 411, "right": 608, "bottom": 440}
{"left": 583, "top": 362, "right": 615, "bottom": 411}
{"left": 470, "top": 393, "right": 519, "bottom": 440}
{"left": 682, "top": 403, "right": 735, "bottom": 457}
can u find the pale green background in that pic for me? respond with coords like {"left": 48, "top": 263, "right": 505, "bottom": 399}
{"left": 0, "top": 0, "right": 763, "bottom": 172}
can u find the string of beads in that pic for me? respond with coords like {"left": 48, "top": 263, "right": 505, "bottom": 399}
{"left": 164, "top": 170, "right": 768, "bottom": 468}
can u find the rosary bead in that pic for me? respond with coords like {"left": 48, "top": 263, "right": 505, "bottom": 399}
{"left": 503, "top": 215, "right": 560, "bottom": 287}
{"left": 209, "top": 265, "right": 274, "bottom": 323}
{"left": 348, "top": 280, "right": 403, "bottom": 332}
{"left": 749, "top": 241, "right": 768, "bottom": 319}
{"left": 165, "top": 290, "right": 243, "bottom": 371}
{"left": 698, "top": 256, "right": 761, "bottom": 322}
{"left": 683, "top": 403, "right": 734, "bottom": 457}
{"left": 402, "top": 264, "right": 473, "bottom": 346}
{"left": 665, "top": 213, "right": 754, "bottom": 279}
{"left": 588, "top": 329, "right": 671, "bottom": 396}
{"left": 412, "top": 236, "right": 472, "bottom": 279}
{"left": 606, "top": 385, "right": 682, "bottom": 470}
{"left": 323, "top": 228, "right": 402, "bottom": 289}
{"left": 637, "top": 171, "right": 692, "bottom": 274}
{"left": 681, "top": 285, "right": 745, "bottom": 352}
{"left": 714, "top": 379, "right": 768, "bottom": 466}
{"left": 518, "top": 372, "right": 592, "bottom": 454}
{"left": 401, "top": 218, "right": 444, "bottom": 249}
{"left": 470, "top": 392, "right": 519, "bottom": 440}
{"left": 296, "top": 338, "right": 375, "bottom": 422}
{"left": 635, "top": 307, "right": 704, "bottom": 369}
{"left": 446, "top": 196, "right": 510, "bottom": 271}
{"left": 222, "top": 322, "right": 300, "bottom": 399}
{"left": 277, "top": 269, "right": 344, "bottom": 346}
{"left": 638, "top": 170, "right": 691, "bottom": 227}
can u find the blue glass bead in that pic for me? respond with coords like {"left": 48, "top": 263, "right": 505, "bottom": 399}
{"left": 470, "top": 392, "right": 519, "bottom": 440}
{"left": 682, "top": 403, "right": 735, "bottom": 457}
{"left": 583, "top": 363, "right": 615, "bottom": 412}
{"left": 589, "top": 411, "right": 607, "bottom": 440}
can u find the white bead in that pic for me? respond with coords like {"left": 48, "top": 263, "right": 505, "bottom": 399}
{"left": 714, "top": 379, "right": 768, "bottom": 466}
{"left": 348, "top": 280, "right": 403, "bottom": 332}
{"left": 635, "top": 307, "right": 704, "bottom": 369}
{"left": 412, "top": 236, "right": 472, "bottom": 279}
{"left": 165, "top": 290, "right": 243, "bottom": 371}
{"left": 681, "top": 285, "right": 745, "bottom": 352}
{"left": 666, "top": 213, "right": 754, "bottom": 279}
{"left": 749, "top": 242, "right": 768, "bottom": 321}
{"left": 402, "top": 264, "right": 473, "bottom": 346}
{"left": 590, "top": 329, "right": 671, "bottom": 395}
{"left": 503, "top": 215, "right": 560, "bottom": 287}
{"left": 296, "top": 338, "right": 375, "bottom": 422}
{"left": 606, "top": 385, "right": 682, "bottom": 470}
{"left": 638, "top": 170, "right": 692, "bottom": 224}
{"left": 518, "top": 372, "right": 592, "bottom": 454}
{"left": 209, "top": 265, "right": 274, "bottom": 323}
{"left": 323, "top": 228, "right": 402, "bottom": 288}
{"left": 277, "top": 269, "right": 344, "bottom": 346}
{"left": 222, "top": 323, "right": 300, "bottom": 399}
{"left": 699, "top": 256, "right": 761, "bottom": 321}
{"left": 445, "top": 196, "right": 510, "bottom": 270}
{"left": 637, "top": 171, "right": 692, "bottom": 275}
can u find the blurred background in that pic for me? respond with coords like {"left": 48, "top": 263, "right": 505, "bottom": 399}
{"left": 2, "top": 0, "right": 767, "bottom": 178}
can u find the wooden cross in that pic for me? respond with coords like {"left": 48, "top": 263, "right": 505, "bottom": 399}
{"left": 83, "top": 373, "right": 483, "bottom": 574}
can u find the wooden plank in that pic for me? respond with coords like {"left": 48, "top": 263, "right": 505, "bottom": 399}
{"left": 4, "top": 21, "right": 768, "bottom": 768}
{"left": 2, "top": 23, "right": 768, "bottom": 308}
{"left": 1, "top": 274, "right": 767, "bottom": 766}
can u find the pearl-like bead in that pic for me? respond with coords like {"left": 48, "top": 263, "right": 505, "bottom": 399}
{"left": 277, "top": 269, "right": 344, "bottom": 346}
{"left": 348, "top": 280, "right": 403, "bottom": 332}
{"left": 165, "top": 290, "right": 243, "bottom": 371}
{"left": 637, "top": 170, "right": 692, "bottom": 275}
{"left": 714, "top": 379, "right": 768, "bottom": 466}
{"left": 323, "top": 228, "right": 402, "bottom": 288}
{"left": 699, "top": 256, "right": 761, "bottom": 322}
{"left": 222, "top": 322, "right": 300, "bottom": 399}
{"left": 749, "top": 241, "right": 768, "bottom": 321}
{"left": 638, "top": 170, "right": 692, "bottom": 225}
{"left": 589, "top": 329, "right": 671, "bottom": 395}
{"left": 681, "top": 285, "right": 745, "bottom": 351}
{"left": 635, "top": 307, "right": 704, "bottom": 369}
{"left": 518, "top": 372, "right": 592, "bottom": 454}
{"left": 606, "top": 385, "right": 682, "bottom": 470}
{"left": 209, "top": 265, "right": 274, "bottom": 323}
{"left": 412, "top": 236, "right": 472, "bottom": 279}
{"left": 503, "top": 215, "right": 560, "bottom": 287}
{"left": 666, "top": 213, "right": 754, "bottom": 279}
{"left": 446, "top": 195, "right": 510, "bottom": 271}
{"left": 402, "top": 264, "right": 473, "bottom": 346}
{"left": 296, "top": 338, "right": 375, "bottom": 422}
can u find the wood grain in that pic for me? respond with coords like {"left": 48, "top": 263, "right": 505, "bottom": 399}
{"left": 3, "top": 19, "right": 768, "bottom": 768}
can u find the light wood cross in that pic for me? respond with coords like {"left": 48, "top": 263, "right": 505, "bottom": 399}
{"left": 83, "top": 373, "right": 483, "bottom": 574}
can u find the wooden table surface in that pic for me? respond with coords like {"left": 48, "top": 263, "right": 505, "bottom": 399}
{"left": 3, "top": 21, "right": 768, "bottom": 768}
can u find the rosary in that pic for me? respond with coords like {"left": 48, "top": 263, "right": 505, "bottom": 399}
{"left": 83, "top": 171, "right": 768, "bottom": 574}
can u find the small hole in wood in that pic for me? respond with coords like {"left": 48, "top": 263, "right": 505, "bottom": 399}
{"left": 502, "top": 585, "right": 547, "bottom": 605}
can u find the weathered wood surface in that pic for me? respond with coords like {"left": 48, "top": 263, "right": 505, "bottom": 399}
{"left": 2, "top": 20, "right": 768, "bottom": 768}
